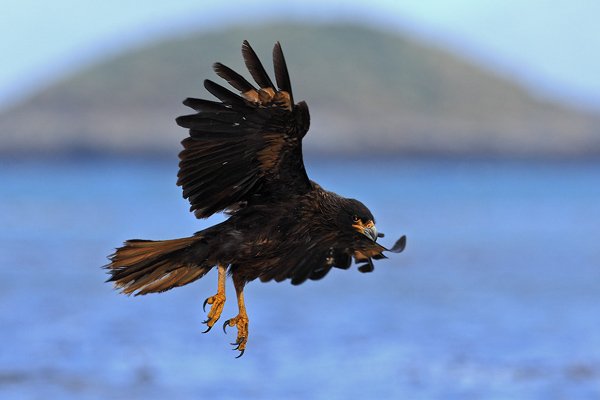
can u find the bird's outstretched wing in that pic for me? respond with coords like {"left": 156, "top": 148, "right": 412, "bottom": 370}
{"left": 261, "top": 234, "right": 407, "bottom": 285}
{"left": 176, "top": 41, "right": 311, "bottom": 218}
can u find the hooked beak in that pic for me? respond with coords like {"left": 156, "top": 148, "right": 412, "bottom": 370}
{"left": 363, "top": 225, "right": 378, "bottom": 241}
{"left": 353, "top": 220, "right": 378, "bottom": 242}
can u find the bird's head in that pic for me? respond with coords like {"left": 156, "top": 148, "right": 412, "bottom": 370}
{"left": 336, "top": 197, "right": 406, "bottom": 274}
{"left": 340, "top": 198, "right": 380, "bottom": 242}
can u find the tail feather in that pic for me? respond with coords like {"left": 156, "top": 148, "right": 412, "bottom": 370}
{"left": 105, "top": 236, "right": 211, "bottom": 295}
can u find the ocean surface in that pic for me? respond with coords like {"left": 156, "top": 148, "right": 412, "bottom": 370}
{"left": 1, "top": 157, "right": 599, "bottom": 399}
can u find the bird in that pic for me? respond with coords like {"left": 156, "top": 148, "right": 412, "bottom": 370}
{"left": 105, "top": 40, "right": 406, "bottom": 357}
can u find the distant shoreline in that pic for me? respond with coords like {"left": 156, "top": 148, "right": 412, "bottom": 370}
{"left": 2, "top": 23, "right": 599, "bottom": 160}
{"left": 2, "top": 149, "right": 600, "bottom": 164}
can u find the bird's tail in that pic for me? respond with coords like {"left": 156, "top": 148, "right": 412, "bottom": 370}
{"left": 105, "top": 236, "right": 212, "bottom": 295}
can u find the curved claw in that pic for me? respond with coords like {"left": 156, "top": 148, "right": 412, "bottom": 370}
{"left": 202, "top": 324, "right": 213, "bottom": 334}
{"left": 235, "top": 349, "right": 245, "bottom": 358}
{"left": 202, "top": 298, "right": 209, "bottom": 312}
{"left": 231, "top": 337, "right": 245, "bottom": 348}
{"left": 222, "top": 320, "right": 230, "bottom": 334}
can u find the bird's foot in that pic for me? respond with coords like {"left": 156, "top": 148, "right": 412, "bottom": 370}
{"left": 223, "top": 314, "right": 249, "bottom": 358}
{"left": 202, "top": 292, "right": 226, "bottom": 333}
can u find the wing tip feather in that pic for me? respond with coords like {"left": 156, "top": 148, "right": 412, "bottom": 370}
{"left": 272, "top": 41, "right": 294, "bottom": 104}
{"left": 241, "top": 40, "right": 274, "bottom": 89}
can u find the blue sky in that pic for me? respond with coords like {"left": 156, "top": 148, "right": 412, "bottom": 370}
{"left": 2, "top": 0, "right": 599, "bottom": 111}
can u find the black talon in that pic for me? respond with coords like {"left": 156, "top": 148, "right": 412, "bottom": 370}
{"left": 222, "top": 320, "right": 230, "bottom": 334}
{"left": 235, "top": 349, "right": 245, "bottom": 358}
{"left": 202, "top": 324, "right": 213, "bottom": 334}
{"left": 202, "top": 318, "right": 210, "bottom": 324}
{"left": 231, "top": 337, "right": 245, "bottom": 347}
{"left": 203, "top": 298, "right": 209, "bottom": 312}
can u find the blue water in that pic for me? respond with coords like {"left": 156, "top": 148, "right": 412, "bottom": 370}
{"left": 1, "top": 157, "right": 599, "bottom": 399}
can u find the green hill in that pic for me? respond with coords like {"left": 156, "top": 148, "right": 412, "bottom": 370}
{"left": 1, "top": 23, "right": 599, "bottom": 157}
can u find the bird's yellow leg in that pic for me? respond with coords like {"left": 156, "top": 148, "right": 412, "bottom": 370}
{"left": 223, "top": 274, "right": 249, "bottom": 357}
{"left": 201, "top": 264, "right": 227, "bottom": 333}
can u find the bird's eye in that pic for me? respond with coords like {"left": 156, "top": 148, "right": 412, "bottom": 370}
{"left": 352, "top": 215, "right": 359, "bottom": 222}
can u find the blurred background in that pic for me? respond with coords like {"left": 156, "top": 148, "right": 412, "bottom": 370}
{"left": 1, "top": 1, "right": 599, "bottom": 398}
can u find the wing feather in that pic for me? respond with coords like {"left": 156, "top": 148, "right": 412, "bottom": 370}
{"left": 259, "top": 229, "right": 377, "bottom": 285}
{"left": 176, "top": 41, "right": 311, "bottom": 218}
{"left": 273, "top": 41, "right": 294, "bottom": 103}
{"left": 293, "top": 235, "right": 389, "bottom": 283}
{"left": 182, "top": 98, "right": 228, "bottom": 112}
{"left": 203, "top": 79, "right": 247, "bottom": 107}
{"left": 213, "top": 62, "right": 256, "bottom": 93}
{"left": 241, "top": 40, "right": 275, "bottom": 89}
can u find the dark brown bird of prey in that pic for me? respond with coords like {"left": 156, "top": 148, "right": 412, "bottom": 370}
{"left": 106, "top": 41, "right": 406, "bottom": 357}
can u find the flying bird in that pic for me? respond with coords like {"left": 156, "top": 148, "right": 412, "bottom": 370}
{"left": 106, "top": 41, "right": 406, "bottom": 357}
